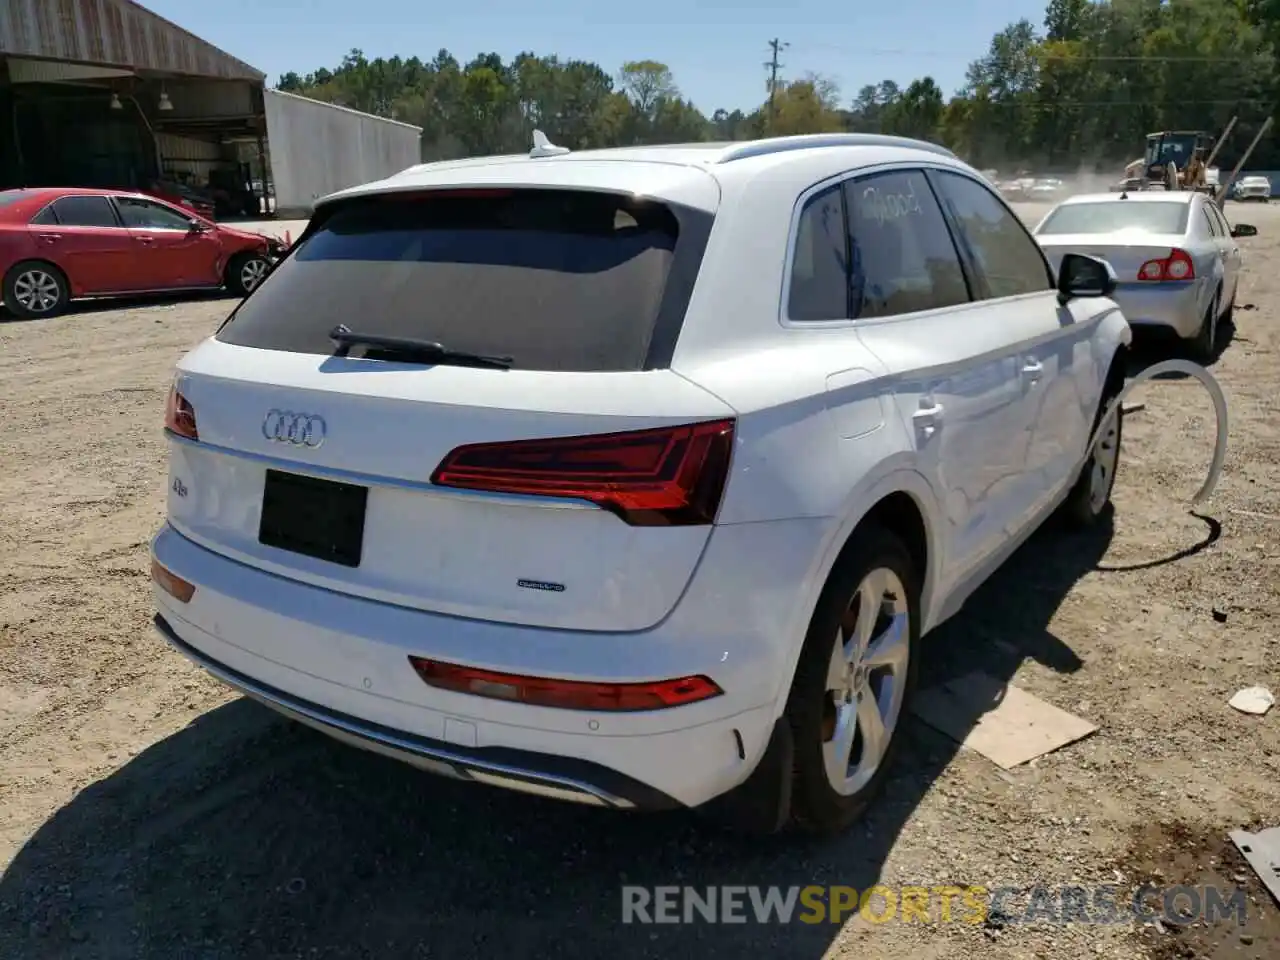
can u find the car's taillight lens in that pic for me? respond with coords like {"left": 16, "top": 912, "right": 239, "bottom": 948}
{"left": 1137, "top": 248, "right": 1196, "bottom": 282}
{"left": 164, "top": 384, "right": 198, "bottom": 440}
{"left": 430, "top": 419, "right": 736, "bottom": 526}
{"left": 408, "top": 657, "right": 723, "bottom": 711}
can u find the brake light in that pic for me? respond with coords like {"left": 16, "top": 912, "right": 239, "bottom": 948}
{"left": 430, "top": 419, "right": 736, "bottom": 526}
{"left": 408, "top": 657, "right": 723, "bottom": 711}
{"left": 164, "top": 384, "right": 198, "bottom": 440}
{"left": 1137, "top": 248, "right": 1196, "bottom": 281}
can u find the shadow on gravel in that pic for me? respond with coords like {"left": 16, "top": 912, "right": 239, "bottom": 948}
{"left": 1124, "top": 317, "right": 1238, "bottom": 378}
{"left": 1, "top": 331, "right": 1227, "bottom": 958}
{"left": 0, "top": 514, "right": 1137, "bottom": 960}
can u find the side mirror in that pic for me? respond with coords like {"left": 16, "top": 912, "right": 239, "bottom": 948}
{"left": 1230, "top": 223, "right": 1257, "bottom": 238}
{"left": 188, "top": 219, "right": 210, "bottom": 233}
{"left": 1057, "top": 252, "right": 1117, "bottom": 305}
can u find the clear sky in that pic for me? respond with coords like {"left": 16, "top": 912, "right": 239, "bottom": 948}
{"left": 145, "top": 0, "right": 1047, "bottom": 115}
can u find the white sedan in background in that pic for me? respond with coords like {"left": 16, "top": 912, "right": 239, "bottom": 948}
{"left": 1033, "top": 191, "right": 1256, "bottom": 360}
{"left": 1233, "top": 175, "right": 1271, "bottom": 201}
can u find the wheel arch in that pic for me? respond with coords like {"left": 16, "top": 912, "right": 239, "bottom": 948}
{"left": 769, "top": 464, "right": 943, "bottom": 719}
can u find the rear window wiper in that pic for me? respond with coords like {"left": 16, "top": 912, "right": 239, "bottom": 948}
{"left": 329, "top": 324, "right": 513, "bottom": 370}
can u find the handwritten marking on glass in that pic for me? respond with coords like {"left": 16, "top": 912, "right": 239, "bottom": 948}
{"left": 860, "top": 182, "right": 922, "bottom": 226}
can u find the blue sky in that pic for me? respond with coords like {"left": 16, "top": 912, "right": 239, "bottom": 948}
{"left": 146, "top": 0, "right": 1047, "bottom": 114}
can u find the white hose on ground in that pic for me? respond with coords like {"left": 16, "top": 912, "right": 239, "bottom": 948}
{"left": 1086, "top": 358, "right": 1229, "bottom": 507}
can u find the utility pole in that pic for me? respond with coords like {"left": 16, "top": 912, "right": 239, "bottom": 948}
{"left": 765, "top": 38, "right": 788, "bottom": 134}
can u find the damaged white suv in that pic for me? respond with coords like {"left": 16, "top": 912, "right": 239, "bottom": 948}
{"left": 152, "top": 133, "right": 1130, "bottom": 834}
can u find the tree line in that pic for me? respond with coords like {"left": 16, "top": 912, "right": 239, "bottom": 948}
{"left": 277, "top": 0, "right": 1280, "bottom": 173}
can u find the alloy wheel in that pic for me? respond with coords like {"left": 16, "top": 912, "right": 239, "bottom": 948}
{"left": 13, "top": 270, "right": 61, "bottom": 313}
{"left": 821, "top": 566, "right": 911, "bottom": 796}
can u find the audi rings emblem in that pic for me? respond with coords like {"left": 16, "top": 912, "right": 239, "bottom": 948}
{"left": 262, "top": 410, "right": 327, "bottom": 448}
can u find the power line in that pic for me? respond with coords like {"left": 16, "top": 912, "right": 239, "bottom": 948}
{"left": 796, "top": 40, "right": 1272, "bottom": 64}
{"left": 765, "top": 38, "right": 789, "bottom": 132}
{"left": 940, "top": 98, "right": 1274, "bottom": 107}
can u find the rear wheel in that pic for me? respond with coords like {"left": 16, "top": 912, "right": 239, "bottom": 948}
{"left": 225, "top": 251, "right": 271, "bottom": 297}
{"left": 1188, "top": 294, "right": 1219, "bottom": 363}
{"left": 2, "top": 261, "right": 69, "bottom": 319}
{"left": 785, "top": 526, "right": 920, "bottom": 834}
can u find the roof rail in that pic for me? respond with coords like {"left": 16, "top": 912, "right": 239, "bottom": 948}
{"left": 716, "top": 134, "right": 957, "bottom": 164}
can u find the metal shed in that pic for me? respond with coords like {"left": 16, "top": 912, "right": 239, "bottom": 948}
{"left": 0, "top": 0, "right": 263, "bottom": 81}
{"left": 264, "top": 90, "right": 422, "bottom": 217}
{"left": 0, "top": 0, "right": 422, "bottom": 220}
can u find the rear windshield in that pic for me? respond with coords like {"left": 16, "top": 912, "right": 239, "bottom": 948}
{"left": 1036, "top": 201, "right": 1190, "bottom": 236}
{"left": 216, "top": 188, "right": 700, "bottom": 372}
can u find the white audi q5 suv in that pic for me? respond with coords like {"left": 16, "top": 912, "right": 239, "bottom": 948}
{"left": 152, "top": 133, "right": 1130, "bottom": 834}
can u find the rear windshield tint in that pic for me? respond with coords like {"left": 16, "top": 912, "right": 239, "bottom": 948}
{"left": 216, "top": 189, "right": 702, "bottom": 372}
{"left": 1036, "top": 201, "right": 1190, "bottom": 236}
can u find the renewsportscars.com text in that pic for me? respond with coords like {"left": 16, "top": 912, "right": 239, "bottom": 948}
{"left": 620, "top": 884, "right": 1247, "bottom": 926}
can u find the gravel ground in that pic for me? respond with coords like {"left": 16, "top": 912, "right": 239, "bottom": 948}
{"left": 0, "top": 201, "right": 1277, "bottom": 960}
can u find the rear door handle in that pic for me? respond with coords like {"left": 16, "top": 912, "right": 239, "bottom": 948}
{"left": 1021, "top": 358, "right": 1044, "bottom": 383}
{"left": 912, "top": 399, "right": 944, "bottom": 440}
{"left": 135, "top": 236, "right": 154, "bottom": 244}
{"left": 36, "top": 233, "right": 60, "bottom": 244}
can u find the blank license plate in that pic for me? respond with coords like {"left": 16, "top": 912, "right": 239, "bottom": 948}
{"left": 258, "top": 469, "right": 368, "bottom": 567}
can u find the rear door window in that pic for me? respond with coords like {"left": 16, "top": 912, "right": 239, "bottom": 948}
{"left": 216, "top": 189, "right": 700, "bottom": 372}
{"left": 47, "top": 196, "right": 120, "bottom": 228}
{"left": 843, "top": 169, "right": 971, "bottom": 318}
{"left": 1209, "top": 203, "right": 1233, "bottom": 238}
{"left": 1200, "top": 204, "right": 1220, "bottom": 237}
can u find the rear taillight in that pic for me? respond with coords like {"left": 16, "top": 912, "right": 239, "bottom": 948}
{"left": 164, "top": 384, "right": 198, "bottom": 440}
{"left": 430, "top": 419, "right": 735, "bottom": 526}
{"left": 1137, "top": 248, "right": 1196, "bottom": 282}
{"left": 408, "top": 657, "right": 723, "bottom": 711}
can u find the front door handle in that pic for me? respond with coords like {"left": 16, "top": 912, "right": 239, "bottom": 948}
{"left": 1021, "top": 358, "right": 1044, "bottom": 383}
{"left": 135, "top": 236, "right": 154, "bottom": 245}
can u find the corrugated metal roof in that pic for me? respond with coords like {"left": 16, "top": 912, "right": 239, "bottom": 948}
{"left": 0, "top": 0, "right": 265, "bottom": 82}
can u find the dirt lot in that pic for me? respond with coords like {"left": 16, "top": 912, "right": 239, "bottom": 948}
{"left": 1, "top": 201, "right": 1278, "bottom": 960}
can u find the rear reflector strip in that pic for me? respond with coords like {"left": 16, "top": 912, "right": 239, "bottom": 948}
{"left": 408, "top": 657, "right": 722, "bottom": 712}
{"left": 151, "top": 558, "right": 195, "bottom": 603}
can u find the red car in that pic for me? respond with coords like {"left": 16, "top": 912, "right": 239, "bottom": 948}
{"left": 0, "top": 187, "right": 285, "bottom": 319}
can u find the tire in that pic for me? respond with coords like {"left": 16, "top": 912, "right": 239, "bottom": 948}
{"left": 225, "top": 251, "right": 271, "bottom": 297}
{"left": 784, "top": 525, "right": 920, "bottom": 834}
{"left": 1062, "top": 378, "right": 1124, "bottom": 528}
{"left": 1188, "top": 294, "right": 1219, "bottom": 364}
{"left": 2, "top": 260, "right": 69, "bottom": 319}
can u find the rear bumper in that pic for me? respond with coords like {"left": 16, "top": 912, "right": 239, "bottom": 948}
{"left": 1112, "top": 280, "right": 1207, "bottom": 339}
{"left": 154, "top": 612, "right": 678, "bottom": 810}
{"left": 150, "top": 520, "right": 820, "bottom": 807}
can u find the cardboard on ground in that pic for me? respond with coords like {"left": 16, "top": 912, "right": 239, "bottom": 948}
{"left": 911, "top": 671, "right": 1098, "bottom": 769}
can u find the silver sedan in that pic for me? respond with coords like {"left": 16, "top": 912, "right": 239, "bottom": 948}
{"left": 1032, "top": 191, "right": 1257, "bottom": 360}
